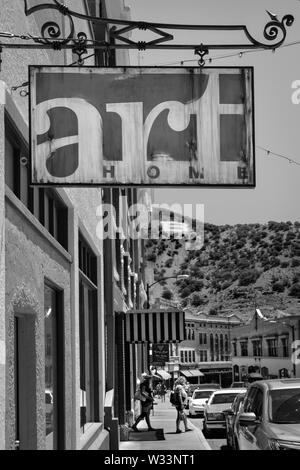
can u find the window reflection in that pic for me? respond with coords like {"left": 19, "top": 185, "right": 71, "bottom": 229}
{"left": 44, "top": 285, "right": 56, "bottom": 450}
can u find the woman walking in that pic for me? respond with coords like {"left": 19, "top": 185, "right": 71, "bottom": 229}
{"left": 173, "top": 377, "right": 192, "bottom": 434}
{"left": 132, "top": 377, "right": 155, "bottom": 431}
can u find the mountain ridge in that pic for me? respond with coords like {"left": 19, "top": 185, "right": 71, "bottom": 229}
{"left": 145, "top": 220, "right": 300, "bottom": 320}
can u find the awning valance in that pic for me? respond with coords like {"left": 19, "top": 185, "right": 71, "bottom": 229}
{"left": 180, "top": 370, "right": 192, "bottom": 377}
{"left": 125, "top": 309, "right": 185, "bottom": 343}
{"left": 181, "top": 369, "right": 204, "bottom": 378}
{"left": 156, "top": 370, "right": 171, "bottom": 380}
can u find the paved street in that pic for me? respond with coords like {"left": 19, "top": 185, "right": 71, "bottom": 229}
{"left": 187, "top": 415, "right": 228, "bottom": 451}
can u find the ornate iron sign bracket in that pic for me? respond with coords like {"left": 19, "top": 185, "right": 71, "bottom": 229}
{"left": 0, "top": 1, "right": 295, "bottom": 67}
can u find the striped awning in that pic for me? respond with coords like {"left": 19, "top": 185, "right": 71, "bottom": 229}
{"left": 125, "top": 309, "right": 185, "bottom": 343}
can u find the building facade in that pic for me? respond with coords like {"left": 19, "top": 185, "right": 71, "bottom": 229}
{"left": 231, "top": 309, "right": 300, "bottom": 382}
{"left": 0, "top": 0, "right": 148, "bottom": 451}
{"left": 177, "top": 310, "right": 241, "bottom": 387}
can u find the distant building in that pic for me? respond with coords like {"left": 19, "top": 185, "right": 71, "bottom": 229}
{"left": 231, "top": 308, "right": 300, "bottom": 381}
{"left": 175, "top": 310, "right": 241, "bottom": 387}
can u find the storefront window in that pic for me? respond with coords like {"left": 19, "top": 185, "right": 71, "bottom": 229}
{"left": 44, "top": 284, "right": 64, "bottom": 450}
{"left": 79, "top": 234, "right": 99, "bottom": 432}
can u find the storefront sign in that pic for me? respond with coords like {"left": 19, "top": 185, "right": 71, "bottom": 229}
{"left": 30, "top": 66, "right": 255, "bottom": 187}
{"left": 152, "top": 344, "right": 170, "bottom": 366}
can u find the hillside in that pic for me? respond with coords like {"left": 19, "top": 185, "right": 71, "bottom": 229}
{"left": 145, "top": 220, "right": 300, "bottom": 320}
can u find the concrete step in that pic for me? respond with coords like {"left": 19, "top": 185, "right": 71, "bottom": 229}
{"left": 129, "top": 428, "right": 165, "bottom": 441}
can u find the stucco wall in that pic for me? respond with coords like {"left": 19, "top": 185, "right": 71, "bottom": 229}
{"left": 0, "top": 82, "right": 6, "bottom": 450}
{"left": 5, "top": 197, "right": 72, "bottom": 449}
{"left": 0, "top": 0, "right": 125, "bottom": 450}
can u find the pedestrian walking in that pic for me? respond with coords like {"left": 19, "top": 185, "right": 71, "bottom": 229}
{"left": 172, "top": 377, "right": 192, "bottom": 434}
{"left": 132, "top": 376, "right": 155, "bottom": 432}
{"left": 161, "top": 383, "right": 167, "bottom": 402}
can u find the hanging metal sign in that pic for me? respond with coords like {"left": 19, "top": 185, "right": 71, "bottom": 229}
{"left": 30, "top": 66, "right": 255, "bottom": 187}
{"left": 152, "top": 344, "right": 170, "bottom": 366}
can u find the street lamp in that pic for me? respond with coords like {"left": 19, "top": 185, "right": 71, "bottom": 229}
{"left": 146, "top": 274, "right": 189, "bottom": 309}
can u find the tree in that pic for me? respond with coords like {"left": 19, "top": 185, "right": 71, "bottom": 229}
{"left": 239, "top": 269, "right": 259, "bottom": 286}
{"left": 146, "top": 252, "right": 157, "bottom": 262}
{"left": 190, "top": 294, "right": 205, "bottom": 307}
{"left": 162, "top": 289, "right": 173, "bottom": 300}
{"left": 289, "top": 283, "right": 300, "bottom": 298}
{"left": 272, "top": 281, "right": 285, "bottom": 293}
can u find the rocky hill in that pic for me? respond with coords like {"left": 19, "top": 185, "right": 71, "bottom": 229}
{"left": 145, "top": 220, "right": 300, "bottom": 320}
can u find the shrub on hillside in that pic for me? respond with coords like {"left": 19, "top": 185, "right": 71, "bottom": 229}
{"left": 180, "top": 286, "right": 192, "bottom": 298}
{"left": 280, "top": 261, "right": 289, "bottom": 268}
{"left": 238, "top": 269, "right": 260, "bottom": 286}
{"left": 272, "top": 281, "right": 285, "bottom": 293}
{"left": 190, "top": 294, "right": 205, "bottom": 307}
{"left": 162, "top": 289, "right": 173, "bottom": 300}
{"left": 291, "top": 258, "right": 300, "bottom": 267}
{"left": 209, "top": 307, "right": 218, "bottom": 316}
{"left": 146, "top": 252, "right": 157, "bottom": 262}
{"left": 289, "top": 283, "right": 300, "bottom": 298}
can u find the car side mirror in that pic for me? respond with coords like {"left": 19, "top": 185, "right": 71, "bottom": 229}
{"left": 238, "top": 412, "right": 258, "bottom": 427}
{"left": 205, "top": 400, "right": 208, "bottom": 403}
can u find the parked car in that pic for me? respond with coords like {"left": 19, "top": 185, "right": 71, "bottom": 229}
{"left": 230, "top": 382, "right": 246, "bottom": 388}
{"left": 188, "top": 389, "right": 216, "bottom": 417}
{"left": 236, "top": 379, "right": 300, "bottom": 450}
{"left": 203, "top": 388, "right": 247, "bottom": 437}
{"left": 224, "top": 392, "right": 247, "bottom": 449}
{"left": 186, "top": 383, "right": 220, "bottom": 408}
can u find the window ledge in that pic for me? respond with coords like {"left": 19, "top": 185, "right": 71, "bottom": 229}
{"left": 5, "top": 186, "right": 72, "bottom": 264}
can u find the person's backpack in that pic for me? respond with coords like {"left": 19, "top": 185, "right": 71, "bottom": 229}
{"left": 170, "top": 389, "right": 181, "bottom": 406}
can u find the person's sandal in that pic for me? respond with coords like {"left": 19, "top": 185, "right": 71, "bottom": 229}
{"left": 131, "top": 425, "right": 139, "bottom": 432}
{"left": 176, "top": 429, "right": 182, "bottom": 433}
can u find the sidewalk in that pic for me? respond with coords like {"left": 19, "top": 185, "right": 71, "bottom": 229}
{"left": 119, "top": 396, "right": 211, "bottom": 451}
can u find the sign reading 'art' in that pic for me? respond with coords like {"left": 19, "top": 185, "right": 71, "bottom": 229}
{"left": 30, "top": 66, "right": 255, "bottom": 187}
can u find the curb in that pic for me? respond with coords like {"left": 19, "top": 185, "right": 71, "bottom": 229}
{"left": 187, "top": 417, "right": 212, "bottom": 451}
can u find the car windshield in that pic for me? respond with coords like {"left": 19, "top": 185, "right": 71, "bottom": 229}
{"left": 211, "top": 393, "right": 239, "bottom": 404}
{"left": 269, "top": 389, "right": 300, "bottom": 424}
{"left": 193, "top": 391, "right": 213, "bottom": 399}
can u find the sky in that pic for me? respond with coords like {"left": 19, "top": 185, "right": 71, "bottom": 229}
{"left": 123, "top": 0, "right": 300, "bottom": 225}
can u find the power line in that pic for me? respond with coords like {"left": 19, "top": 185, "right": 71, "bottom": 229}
{"left": 142, "top": 39, "right": 300, "bottom": 67}
{"left": 257, "top": 145, "right": 300, "bottom": 167}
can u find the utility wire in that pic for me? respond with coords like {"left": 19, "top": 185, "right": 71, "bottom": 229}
{"left": 142, "top": 39, "right": 300, "bottom": 67}
{"left": 257, "top": 146, "right": 300, "bottom": 167}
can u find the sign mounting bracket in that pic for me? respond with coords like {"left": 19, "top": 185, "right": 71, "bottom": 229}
{"left": 0, "top": 2, "right": 294, "bottom": 68}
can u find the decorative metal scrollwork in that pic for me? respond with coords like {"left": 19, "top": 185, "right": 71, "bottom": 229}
{"left": 24, "top": 0, "right": 75, "bottom": 46}
{"left": 0, "top": 1, "right": 293, "bottom": 67}
{"left": 244, "top": 11, "right": 295, "bottom": 50}
{"left": 72, "top": 32, "right": 88, "bottom": 65}
{"left": 195, "top": 44, "right": 209, "bottom": 67}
